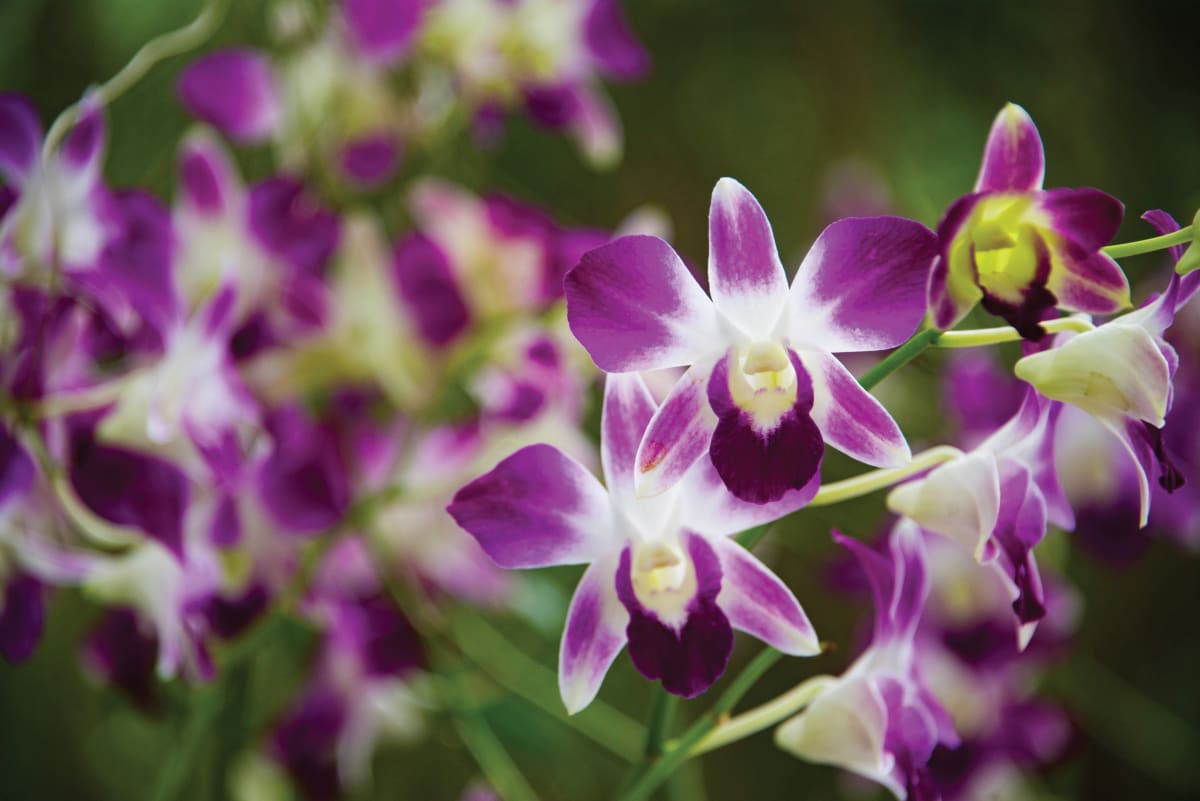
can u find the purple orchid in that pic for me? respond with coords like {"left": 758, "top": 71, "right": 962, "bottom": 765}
{"left": 0, "top": 92, "right": 116, "bottom": 281}
{"left": 776, "top": 521, "right": 959, "bottom": 801}
{"left": 565, "top": 177, "right": 937, "bottom": 504}
{"left": 1014, "top": 210, "right": 1199, "bottom": 525}
{"left": 887, "top": 389, "right": 1072, "bottom": 645}
{"left": 177, "top": 49, "right": 281, "bottom": 143}
{"left": 449, "top": 373, "right": 819, "bottom": 710}
{"left": 273, "top": 536, "right": 426, "bottom": 799}
{"left": 422, "top": 0, "right": 647, "bottom": 167}
{"left": 917, "top": 534, "right": 1076, "bottom": 801}
{"left": 928, "top": 103, "right": 1130, "bottom": 339}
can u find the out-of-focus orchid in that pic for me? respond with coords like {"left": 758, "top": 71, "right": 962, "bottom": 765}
{"left": 917, "top": 534, "right": 1076, "bottom": 801}
{"left": 421, "top": 0, "right": 648, "bottom": 166}
{"left": 178, "top": 49, "right": 281, "bottom": 144}
{"left": 0, "top": 93, "right": 114, "bottom": 283}
{"left": 566, "top": 177, "right": 936, "bottom": 504}
{"left": 449, "top": 373, "right": 819, "bottom": 709}
{"left": 273, "top": 536, "right": 426, "bottom": 800}
{"left": 887, "top": 389, "right": 1072, "bottom": 645}
{"left": 928, "top": 103, "right": 1129, "bottom": 339}
{"left": 246, "top": 213, "right": 434, "bottom": 409}
{"left": 1, "top": 424, "right": 99, "bottom": 662}
{"left": 1014, "top": 211, "right": 1198, "bottom": 524}
{"left": 776, "top": 521, "right": 958, "bottom": 801}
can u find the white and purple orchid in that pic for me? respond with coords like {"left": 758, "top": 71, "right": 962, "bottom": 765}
{"left": 565, "top": 177, "right": 937, "bottom": 505}
{"left": 887, "top": 389, "right": 1072, "bottom": 645}
{"left": 0, "top": 92, "right": 114, "bottom": 282}
{"left": 928, "top": 103, "right": 1130, "bottom": 339}
{"left": 776, "top": 521, "right": 958, "bottom": 801}
{"left": 1014, "top": 211, "right": 1198, "bottom": 526}
{"left": 449, "top": 372, "right": 820, "bottom": 710}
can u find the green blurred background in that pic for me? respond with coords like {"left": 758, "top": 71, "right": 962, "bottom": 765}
{"left": 3, "top": 1, "right": 1199, "bottom": 799}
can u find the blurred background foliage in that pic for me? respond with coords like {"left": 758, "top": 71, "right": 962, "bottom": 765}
{"left": 2, "top": 0, "right": 1199, "bottom": 799}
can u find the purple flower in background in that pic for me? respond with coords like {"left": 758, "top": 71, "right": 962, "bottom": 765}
{"left": 917, "top": 534, "right": 1076, "bottom": 800}
{"left": 177, "top": 49, "right": 280, "bottom": 143}
{"left": 422, "top": 0, "right": 648, "bottom": 166}
{"left": 928, "top": 103, "right": 1129, "bottom": 339}
{"left": 776, "top": 521, "right": 958, "bottom": 801}
{"left": 888, "top": 390, "right": 1071, "bottom": 644}
{"left": 449, "top": 373, "right": 819, "bottom": 710}
{"left": 1015, "top": 210, "right": 1198, "bottom": 524}
{"left": 339, "top": 0, "right": 423, "bottom": 67}
{"left": 566, "top": 177, "right": 937, "bottom": 504}
{"left": 272, "top": 537, "right": 425, "bottom": 799}
{"left": 0, "top": 92, "right": 116, "bottom": 280}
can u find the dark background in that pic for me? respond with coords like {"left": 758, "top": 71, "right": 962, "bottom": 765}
{"left": 2, "top": 1, "right": 1199, "bottom": 799}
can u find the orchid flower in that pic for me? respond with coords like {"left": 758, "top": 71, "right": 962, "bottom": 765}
{"left": 887, "top": 389, "right": 1072, "bottom": 646}
{"left": 274, "top": 537, "right": 426, "bottom": 797}
{"left": 449, "top": 372, "right": 819, "bottom": 710}
{"left": 0, "top": 92, "right": 114, "bottom": 282}
{"left": 776, "top": 521, "right": 958, "bottom": 801}
{"left": 1, "top": 424, "right": 98, "bottom": 662}
{"left": 1014, "top": 211, "right": 1198, "bottom": 525}
{"left": 565, "top": 177, "right": 936, "bottom": 504}
{"left": 422, "top": 0, "right": 647, "bottom": 167}
{"left": 928, "top": 103, "right": 1130, "bottom": 339}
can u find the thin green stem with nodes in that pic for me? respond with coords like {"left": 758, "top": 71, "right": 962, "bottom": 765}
{"left": 1102, "top": 225, "right": 1193, "bottom": 260}
{"left": 618, "top": 649, "right": 783, "bottom": 801}
{"left": 809, "top": 445, "right": 964, "bottom": 507}
{"left": 42, "top": 0, "right": 228, "bottom": 157}
{"left": 686, "top": 674, "right": 836, "bottom": 757}
{"left": 936, "top": 315, "right": 1094, "bottom": 347}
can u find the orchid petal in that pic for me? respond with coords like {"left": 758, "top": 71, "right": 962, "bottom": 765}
{"left": 559, "top": 555, "right": 628, "bottom": 714}
{"left": 177, "top": 129, "right": 240, "bottom": 218}
{"left": 787, "top": 217, "right": 936, "bottom": 352}
{"left": 634, "top": 360, "right": 718, "bottom": 498}
{"left": 776, "top": 676, "right": 894, "bottom": 795}
{"left": 616, "top": 535, "right": 733, "bottom": 698}
{"left": 569, "top": 84, "right": 622, "bottom": 170}
{"left": 797, "top": 350, "right": 911, "bottom": 468}
{"left": 448, "top": 444, "right": 614, "bottom": 569}
{"left": 177, "top": 49, "right": 280, "bottom": 143}
{"left": 391, "top": 232, "right": 469, "bottom": 347}
{"left": 0, "top": 425, "right": 35, "bottom": 508}
{"left": 677, "top": 453, "right": 819, "bottom": 537}
{"left": 707, "top": 178, "right": 789, "bottom": 338}
{"left": 584, "top": 0, "right": 650, "bottom": 80}
{"left": 1014, "top": 324, "right": 1171, "bottom": 427}
{"left": 0, "top": 93, "right": 42, "bottom": 183}
{"left": 341, "top": 0, "right": 421, "bottom": 66}
{"left": 928, "top": 193, "right": 986, "bottom": 330}
{"left": 600, "top": 373, "right": 658, "bottom": 508}
{"left": 707, "top": 351, "right": 824, "bottom": 504}
{"left": 565, "top": 235, "right": 722, "bottom": 371}
{"left": 61, "top": 93, "right": 106, "bottom": 173}
{"left": 975, "top": 103, "right": 1045, "bottom": 193}
{"left": 712, "top": 537, "right": 819, "bottom": 655}
{"left": 887, "top": 450, "right": 1002, "bottom": 560}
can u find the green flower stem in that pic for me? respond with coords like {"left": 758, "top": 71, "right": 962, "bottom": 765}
{"left": 449, "top": 613, "right": 643, "bottom": 761}
{"left": 43, "top": 0, "right": 229, "bottom": 157}
{"left": 808, "top": 445, "right": 965, "bottom": 507}
{"left": 686, "top": 674, "right": 836, "bottom": 757}
{"left": 936, "top": 315, "right": 1094, "bottom": 348}
{"left": 618, "top": 649, "right": 782, "bottom": 801}
{"left": 1102, "top": 225, "right": 1194, "bottom": 260}
{"left": 858, "top": 328, "right": 941, "bottom": 390}
{"left": 643, "top": 691, "right": 679, "bottom": 760}
{"left": 449, "top": 693, "right": 542, "bottom": 801}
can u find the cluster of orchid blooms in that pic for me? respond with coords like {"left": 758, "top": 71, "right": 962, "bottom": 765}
{"left": 1, "top": 2, "right": 1198, "bottom": 801}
